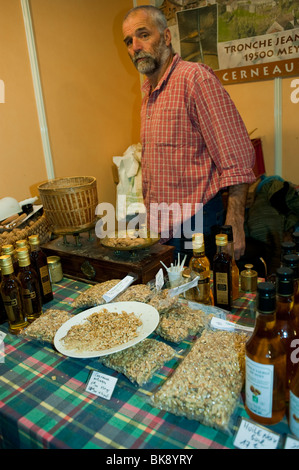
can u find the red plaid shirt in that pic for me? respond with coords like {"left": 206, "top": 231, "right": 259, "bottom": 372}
{"left": 141, "top": 54, "right": 256, "bottom": 234}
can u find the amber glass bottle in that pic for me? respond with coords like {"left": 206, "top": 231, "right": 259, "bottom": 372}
{"left": 0, "top": 255, "right": 28, "bottom": 334}
{"left": 213, "top": 233, "right": 232, "bottom": 311}
{"left": 28, "top": 234, "right": 53, "bottom": 304}
{"left": 16, "top": 247, "right": 42, "bottom": 323}
{"left": 188, "top": 233, "right": 211, "bottom": 305}
{"left": 289, "top": 367, "right": 299, "bottom": 438}
{"left": 220, "top": 225, "right": 239, "bottom": 301}
{"left": 275, "top": 267, "right": 299, "bottom": 394}
{"left": 245, "top": 282, "right": 286, "bottom": 425}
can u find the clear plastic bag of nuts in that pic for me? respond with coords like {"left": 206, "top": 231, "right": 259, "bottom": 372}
{"left": 151, "top": 324, "right": 250, "bottom": 433}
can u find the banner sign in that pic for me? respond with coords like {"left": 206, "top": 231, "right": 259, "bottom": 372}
{"left": 156, "top": 0, "right": 299, "bottom": 84}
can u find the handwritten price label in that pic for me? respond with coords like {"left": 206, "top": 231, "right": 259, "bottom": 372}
{"left": 86, "top": 371, "right": 118, "bottom": 400}
{"left": 234, "top": 418, "right": 281, "bottom": 449}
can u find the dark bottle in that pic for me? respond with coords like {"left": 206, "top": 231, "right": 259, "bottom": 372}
{"left": 245, "top": 282, "right": 286, "bottom": 425}
{"left": 275, "top": 267, "right": 299, "bottom": 394}
{"left": 16, "top": 247, "right": 42, "bottom": 323}
{"left": 282, "top": 254, "right": 299, "bottom": 326}
{"left": 28, "top": 234, "right": 53, "bottom": 304}
{"left": 220, "top": 225, "right": 239, "bottom": 300}
{"left": 0, "top": 255, "right": 28, "bottom": 334}
{"left": 213, "top": 233, "right": 232, "bottom": 311}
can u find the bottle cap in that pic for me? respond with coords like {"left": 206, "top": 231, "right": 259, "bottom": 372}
{"left": 215, "top": 233, "right": 228, "bottom": 246}
{"left": 28, "top": 234, "right": 40, "bottom": 246}
{"left": 281, "top": 241, "right": 296, "bottom": 255}
{"left": 257, "top": 282, "right": 276, "bottom": 313}
{"left": 220, "top": 225, "right": 233, "bottom": 242}
{"left": 15, "top": 239, "right": 28, "bottom": 249}
{"left": 192, "top": 233, "right": 204, "bottom": 251}
{"left": 283, "top": 254, "right": 299, "bottom": 279}
{"left": 276, "top": 266, "right": 294, "bottom": 296}
{"left": 2, "top": 244, "right": 14, "bottom": 255}
{"left": 182, "top": 267, "right": 191, "bottom": 279}
{"left": 0, "top": 254, "right": 14, "bottom": 274}
{"left": 16, "top": 247, "right": 30, "bottom": 267}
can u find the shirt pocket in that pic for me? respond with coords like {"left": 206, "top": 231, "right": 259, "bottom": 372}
{"left": 153, "top": 108, "right": 188, "bottom": 147}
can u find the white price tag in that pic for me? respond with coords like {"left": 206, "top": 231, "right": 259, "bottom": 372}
{"left": 234, "top": 418, "right": 281, "bottom": 449}
{"left": 86, "top": 371, "right": 118, "bottom": 400}
{"left": 155, "top": 268, "right": 164, "bottom": 291}
{"left": 210, "top": 317, "right": 235, "bottom": 331}
{"left": 210, "top": 317, "right": 254, "bottom": 333}
{"left": 102, "top": 275, "right": 135, "bottom": 303}
{"left": 284, "top": 435, "right": 299, "bottom": 449}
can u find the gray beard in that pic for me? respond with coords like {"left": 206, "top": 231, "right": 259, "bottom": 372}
{"left": 132, "top": 40, "right": 170, "bottom": 76}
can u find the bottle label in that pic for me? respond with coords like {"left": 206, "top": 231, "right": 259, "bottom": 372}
{"left": 2, "top": 294, "right": 22, "bottom": 322}
{"left": 215, "top": 272, "right": 228, "bottom": 303}
{"left": 290, "top": 390, "right": 299, "bottom": 439}
{"left": 23, "top": 289, "right": 37, "bottom": 314}
{"left": 245, "top": 356, "right": 274, "bottom": 418}
{"left": 39, "top": 265, "right": 52, "bottom": 295}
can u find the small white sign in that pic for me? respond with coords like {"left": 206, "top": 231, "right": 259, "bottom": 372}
{"left": 155, "top": 268, "right": 164, "bottom": 291}
{"left": 284, "top": 435, "right": 299, "bottom": 449}
{"left": 210, "top": 316, "right": 254, "bottom": 333}
{"left": 102, "top": 275, "right": 135, "bottom": 303}
{"left": 86, "top": 371, "right": 118, "bottom": 400}
{"left": 234, "top": 418, "right": 281, "bottom": 449}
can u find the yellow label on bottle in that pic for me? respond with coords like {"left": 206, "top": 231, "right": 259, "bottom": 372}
{"left": 39, "top": 265, "right": 52, "bottom": 295}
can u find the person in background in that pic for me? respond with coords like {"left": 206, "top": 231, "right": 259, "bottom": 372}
{"left": 122, "top": 5, "right": 256, "bottom": 262}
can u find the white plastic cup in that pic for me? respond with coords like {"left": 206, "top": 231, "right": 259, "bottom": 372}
{"left": 168, "top": 271, "right": 182, "bottom": 288}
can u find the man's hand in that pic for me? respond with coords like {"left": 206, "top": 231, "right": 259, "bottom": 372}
{"left": 225, "top": 183, "right": 249, "bottom": 260}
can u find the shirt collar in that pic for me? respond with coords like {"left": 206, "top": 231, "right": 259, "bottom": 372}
{"left": 141, "top": 53, "right": 181, "bottom": 95}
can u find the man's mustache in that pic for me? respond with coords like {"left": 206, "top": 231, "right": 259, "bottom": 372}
{"left": 132, "top": 52, "right": 153, "bottom": 65}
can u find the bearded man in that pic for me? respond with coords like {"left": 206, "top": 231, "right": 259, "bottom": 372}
{"left": 122, "top": 5, "right": 256, "bottom": 262}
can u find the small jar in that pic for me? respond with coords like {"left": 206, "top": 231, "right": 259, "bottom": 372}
{"left": 47, "top": 256, "right": 63, "bottom": 283}
{"left": 241, "top": 264, "right": 257, "bottom": 292}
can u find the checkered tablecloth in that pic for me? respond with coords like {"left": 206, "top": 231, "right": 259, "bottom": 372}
{"left": 0, "top": 278, "right": 291, "bottom": 450}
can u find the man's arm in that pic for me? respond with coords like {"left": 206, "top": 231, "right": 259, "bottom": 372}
{"left": 225, "top": 183, "right": 249, "bottom": 260}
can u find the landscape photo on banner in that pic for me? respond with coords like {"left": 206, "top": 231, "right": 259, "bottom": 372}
{"left": 155, "top": 0, "right": 299, "bottom": 84}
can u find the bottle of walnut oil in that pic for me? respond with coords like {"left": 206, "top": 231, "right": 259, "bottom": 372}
{"left": 245, "top": 282, "right": 286, "bottom": 425}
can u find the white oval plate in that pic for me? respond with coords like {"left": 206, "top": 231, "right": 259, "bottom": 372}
{"left": 54, "top": 301, "right": 159, "bottom": 358}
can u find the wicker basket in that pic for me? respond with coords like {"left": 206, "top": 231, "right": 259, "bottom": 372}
{"left": 38, "top": 176, "right": 98, "bottom": 234}
{"left": 0, "top": 214, "right": 51, "bottom": 249}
